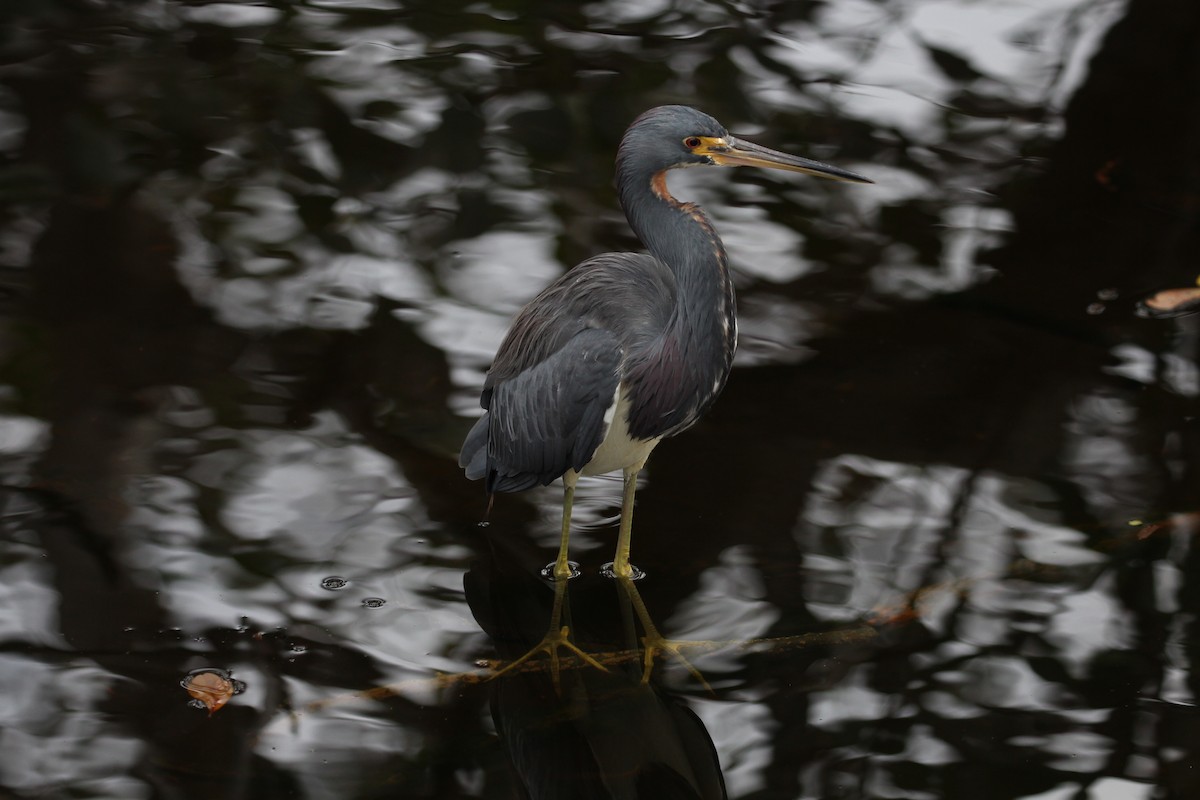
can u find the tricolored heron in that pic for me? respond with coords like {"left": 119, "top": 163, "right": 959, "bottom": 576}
{"left": 461, "top": 105, "right": 870, "bottom": 677}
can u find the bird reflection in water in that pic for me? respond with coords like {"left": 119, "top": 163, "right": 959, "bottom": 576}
{"left": 465, "top": 530, "right": 727, "bottom": 800}
{"left": 460, "top": 106, "right": 870, "bottom": 681}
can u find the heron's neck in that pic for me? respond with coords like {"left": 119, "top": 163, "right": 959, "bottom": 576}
{"left": 616, "top": 165, "right": 738, "bottom": 439}
{"left": 619, "top": 168, "right": 734, "bottom": 337}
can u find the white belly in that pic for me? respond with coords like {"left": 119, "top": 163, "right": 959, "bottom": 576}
{"left": 575, "top": 387, "right": 661, "bottom": 477}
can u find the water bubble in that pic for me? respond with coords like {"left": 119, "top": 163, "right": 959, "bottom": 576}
{"left": 1086, "top": 302, "right": 1106, "bottom": 315}
{"left": 539, "top": 560, "right": 581, "bottom": 581}
{"left": 320, "top": 576, "right": 349, "bottom": 591}
{"left": 361, "top": 597, "right": 386, "bottom": 609}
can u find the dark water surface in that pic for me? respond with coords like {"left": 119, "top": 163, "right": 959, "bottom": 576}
{"left": 2, "top": 1, "right": 1198, "bottom": 798}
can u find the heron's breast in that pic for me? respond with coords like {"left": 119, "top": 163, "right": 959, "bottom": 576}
{"left": 578, "top": 386, "right": 662, "bottom": 476}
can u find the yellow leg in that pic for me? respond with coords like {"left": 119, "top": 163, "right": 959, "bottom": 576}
{"left": 489, "top": 475, "right": 606, "bottom": 688}
{"left": 550, "top": 479, "right": 576, "bottom": 580}
{"left": 610, "top": 465, "right": 641, "bottom": 579}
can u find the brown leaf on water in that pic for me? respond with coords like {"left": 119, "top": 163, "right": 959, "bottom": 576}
{"left": 182, "top": 668, "right": 246, "bottom": 715}
{"left": 1137, "top": 287, "right": 1200, "bottom": 318}
{"left": 865, "top": 579, "right": 970, "bottom": 628}
{"left": 1094, "top": 158, "right": 1119, "bottom": 190}
{"left": 1134, "top": 512, "right": 1200, "bottom": 540}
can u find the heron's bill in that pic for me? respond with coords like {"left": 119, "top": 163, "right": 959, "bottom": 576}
{"left": 697, "top": 136, "right": 872, "bottom": 184}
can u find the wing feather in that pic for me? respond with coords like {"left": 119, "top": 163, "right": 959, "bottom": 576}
{"left": 460, "top": 252, "right": 675, "bottom": 493}
{"left": 460, "top": 328, "right": 622, "bottom": 493}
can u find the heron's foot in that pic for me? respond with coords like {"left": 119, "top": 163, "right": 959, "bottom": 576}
{"left": 539, "top": 560, "right": 581, "bottom": 580}
{"left": 639, "top": 632, "right": 714, "bottom": 693}
{"left": 488, "top": 625, "right": 608, "bottom": 689}
{"left": 600, "top": 561, "right": 646, "bottom": 580}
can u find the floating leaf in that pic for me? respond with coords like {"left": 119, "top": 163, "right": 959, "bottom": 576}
{"left": 1137, "top": 286, "right": 1200, "bottom": 318}
{"left": 181, "top": 668, "right": 246, "bottom": 715}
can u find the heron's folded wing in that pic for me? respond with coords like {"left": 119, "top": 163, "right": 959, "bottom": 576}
{"left": 460, "top": 328, "right": 622, "bottom": 493}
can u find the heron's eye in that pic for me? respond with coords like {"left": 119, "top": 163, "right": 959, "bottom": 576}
{"left": 683, "top": 137, "right": 702, "bottom": 149}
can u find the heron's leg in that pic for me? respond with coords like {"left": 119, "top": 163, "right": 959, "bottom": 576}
{"left": 489, "top": 474, "right": 606, "bottom": 687}
{"left": 610, "top": 465, "right": 641, "bottom": 579}
{"left": 550, "top": 479, "right": 576, "bottom": 581}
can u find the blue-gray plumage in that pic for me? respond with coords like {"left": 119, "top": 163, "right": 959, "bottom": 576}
{"left": 461, "top": 105, "right": 870, "bottom": 632}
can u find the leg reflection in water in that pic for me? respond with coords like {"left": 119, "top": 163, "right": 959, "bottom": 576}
{"left": 464, "top": 536, "right": 727, "bottom": 799}
{"left": 613, "top": 574, "right": 712, "bottom": 692}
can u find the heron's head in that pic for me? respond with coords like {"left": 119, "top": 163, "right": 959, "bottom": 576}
{"left": 617, "top": 104, "right": 872, "bottom": 184}
{"left": 618, "top": 105, "right": 730, "bottom": 172}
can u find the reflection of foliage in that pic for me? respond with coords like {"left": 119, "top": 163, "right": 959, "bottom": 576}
{"left": 2, "top": 1, "right": 1198, "bottom": 798}
{"left": 1, "top": 0, "right": 1115, "bottom": 330}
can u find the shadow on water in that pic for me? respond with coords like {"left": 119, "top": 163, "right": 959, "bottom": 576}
{"left": 1, "top": 0, "right": 1199, "bottom": 798}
